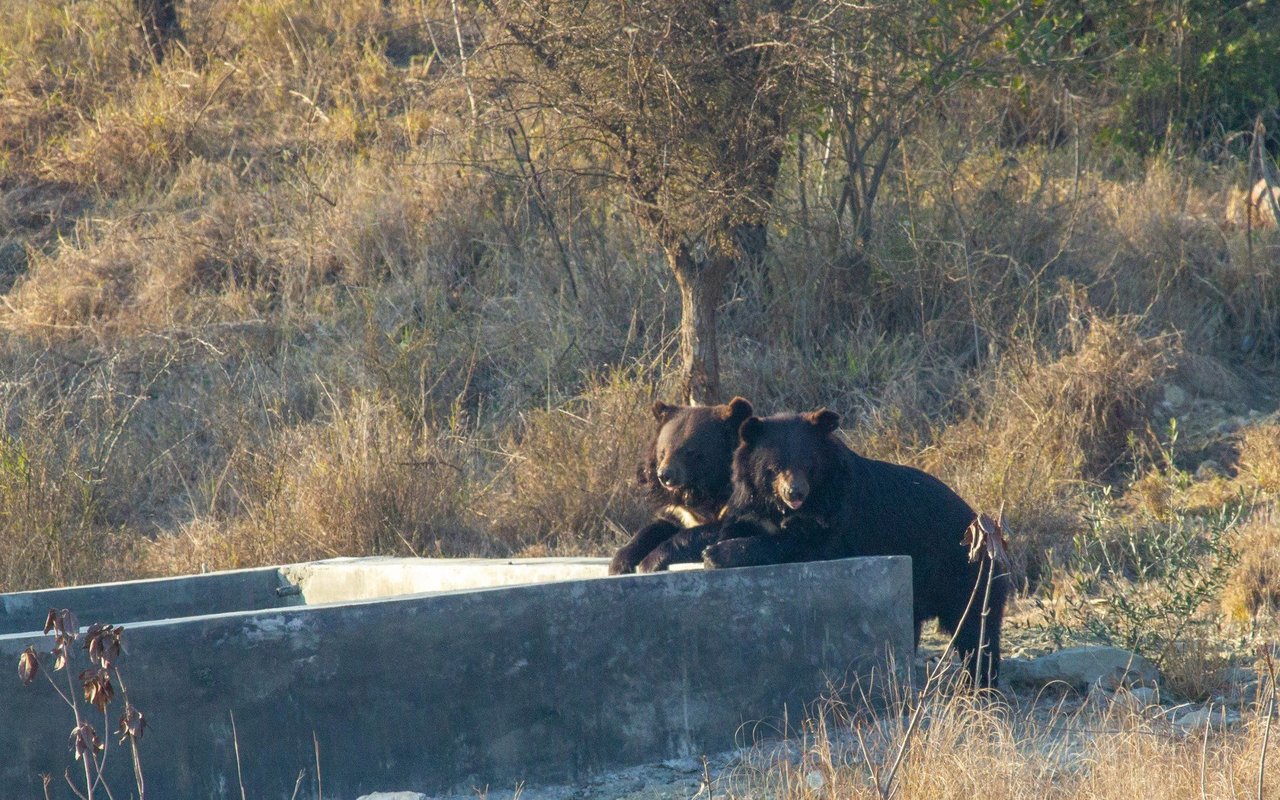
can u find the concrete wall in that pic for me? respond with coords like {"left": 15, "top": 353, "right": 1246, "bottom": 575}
{"left": 0, "top": 557, "right": 912, "bottom": 799}
{"left": 0, "top": 558, "right": 618, "bottom": 637}
{"left": 0, "top": 566, "right": 297, "bottom": 636}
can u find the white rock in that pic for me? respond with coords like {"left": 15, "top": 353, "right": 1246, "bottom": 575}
{"left": 1162, "top": 384, "right": 1188, "bottom": 409}
{"left": 1128, "top": 686, "right": 1159, "bottom": 706}
{"left": 999, "top": 657, "right": 1033, "bottom": 686}
{"left": 1175, "top": 707, "right": 1238, "bottom": 730}
{"left": 1222, "top": 666, "right": 1259, "bottom": 684}
{"left": 1005, "top": 647, "right": 1159, "bottom": 692}
{"left": 1194, "top": 460, "right": 1223, "bottom": 480}
{"left": 357, "top": 794, "right": 428, "bottom": 800}
{"left": 806, "top": 770, "right": 827, "bottom": 791}
{"left": 1092, "top": 682, "right": 1158, "bottom": 713}
{"left": 661, "top": 757, "right": 702, "bottom": 773}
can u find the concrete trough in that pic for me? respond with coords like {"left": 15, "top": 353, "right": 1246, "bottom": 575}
{"left": 0, "top": 557, "right": 620, "bottom": 637}
{"left": 0, "top": 556, "right": 912, "bottom": 799}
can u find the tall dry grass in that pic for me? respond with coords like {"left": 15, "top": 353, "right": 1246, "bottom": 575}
{"left": 731, "top": 666, "right": 1279, "bottom": 800}
{"left": 0, "top": 0, "right": 1276, "bottom": 625}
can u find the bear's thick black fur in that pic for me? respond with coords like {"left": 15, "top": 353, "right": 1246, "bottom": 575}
{"left": 705, "top": 409, "right": 1008, "bottom": 687}
{"left": 608, "top": 397, "right": 753, "bottom": 575}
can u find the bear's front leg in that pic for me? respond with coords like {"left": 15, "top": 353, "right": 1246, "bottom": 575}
{"left": 610, "top": 519, "right": 681, "bottom": 575}
{"left": 702, "top": 536, "right": 773, "bottom": 568}
{"left": 637, "top": 522, "right": 725, "bottom": 572}
{"left": 702, "top": 515, "right": 828, "bottom": 568}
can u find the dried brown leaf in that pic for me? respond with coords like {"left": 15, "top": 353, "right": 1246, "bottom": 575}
{"left": 51, "top": 640, "right": 71, "bottom": 672}
{"left": 80, "top": 669, "right": 114, "bottom": 712}
{"left": 69, "top": 722, "right": 102, "bottom": 761}
{"left": 84, "top": 624, "right": 122, "bottom": 669}
{"left": 963, "top": 512, "right": 1011, "bottom": 566}
{"left": 52, "top": 609, "right": 79, "bottom": 638}
{"left": 118, "top": 703, "right": 147, "bottom": 743}
{"left": 18, "top": 646, "right": 39, "bottom": 686}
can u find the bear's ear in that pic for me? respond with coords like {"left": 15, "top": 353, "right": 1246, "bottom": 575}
{"left": 739, "top": 416, "right": 764, "bottom": 445}
{"left": 804, "top": 408, "right": 841, "bottom": 434}
{"left": 721, "top": 396, "right": 754, "bottom": 424}
{"left": 652, "top": 401, "right": 677, "bottom": 423}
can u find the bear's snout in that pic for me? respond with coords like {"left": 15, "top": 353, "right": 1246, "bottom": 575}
{"left": 775, "top": 471, "right": 809, "bottom": 510}
{"left": 656, "top": 461, "right": 686, "bottom": 490}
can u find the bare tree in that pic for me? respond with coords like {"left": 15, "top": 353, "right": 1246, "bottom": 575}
{"left": 480, "top": 0, "right": 809, "bottom": 402}
{"left": 820, "top": 1, "right": 1066, "bottom": 247}
{"left": 479, "top": 1, "right": 1062, "bottom": 399}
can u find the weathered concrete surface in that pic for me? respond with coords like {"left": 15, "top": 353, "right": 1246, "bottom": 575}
{"left": 0, "top": 566, "right": 296, "bottom": 636}
{"left": 0, "top": 557, "right": 912, "bottom": 799}
{"left": 0, "top": 558, "right": 619, "bottom": 637}
{"left": 283, "top": 556, "right": 613, "bottom": 603}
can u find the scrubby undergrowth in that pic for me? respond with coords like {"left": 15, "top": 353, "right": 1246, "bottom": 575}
{"left": 1, "top": 1, "right": 1279, "bottom": 699}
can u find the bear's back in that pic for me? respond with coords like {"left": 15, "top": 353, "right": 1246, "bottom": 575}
{"left": 830, "top": 450, "right": 975, "bottom": 559}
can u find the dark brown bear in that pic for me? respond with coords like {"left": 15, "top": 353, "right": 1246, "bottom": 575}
{"left": 705, "top": 409, "right": 1008, "bottom": 687}
{"left": 608, "top": 397, "right": 753, "bottom": 575}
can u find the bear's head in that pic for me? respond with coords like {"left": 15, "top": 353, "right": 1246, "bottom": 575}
{"left": 733, "top": 409, "right": 841, "bottom": 514}
{"left": 639, "top": 397, "right": 754, "bottom": 517}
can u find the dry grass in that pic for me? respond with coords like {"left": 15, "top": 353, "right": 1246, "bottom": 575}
{"left": 904, "top": 311, "right": 1177, "bottom": 583}
{"left": 484, "top": 367, "right": 667, "bottom": 555}
{"left": 140, "top": 393, "right": 494, "bottom": 574}
{"left": 0, "top": 0, "right": 1274, "bottom": 645}
{"left": 1159, "top": 636, "right": 1237, "bottom": 702}
{"left": 1222, "top": 504, "right": 1280, "bottom": 625}
{"left": 1239, "top": 423, "right": 1280, "bottom": 493}
{"left": 731, "top": 672, "right": 1280, "bottom": 800}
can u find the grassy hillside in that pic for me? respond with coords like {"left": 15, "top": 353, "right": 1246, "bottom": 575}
{"left": 1, "top": 0, "right": 1278, "bottom": 690}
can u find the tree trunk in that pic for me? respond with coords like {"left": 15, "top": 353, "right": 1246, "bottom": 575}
{"left": 668, "top": 244, "right": 732, "bottom": 405}
{"left": 135, "top": 0, "right": 183, "bottom": 65}
{"left": 733, "top": 221, "right": 769, "bottom": 267}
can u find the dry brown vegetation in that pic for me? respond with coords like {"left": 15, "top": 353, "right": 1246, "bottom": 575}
{"left": 1, "top": 0, "right": 1278, "bottom": 593}
{"left": 2, "top": 1, "right": 1280, "bottom": 788}
{"left": 728, "top": 669, "right": 1280, "bottom": 799}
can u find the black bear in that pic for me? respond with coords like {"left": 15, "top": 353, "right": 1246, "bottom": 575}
{"left": 705, "top": 409, "right": 1008, "bottom": 687}
{"left": 608, "top": 397, "right": 754, "bottom": 575}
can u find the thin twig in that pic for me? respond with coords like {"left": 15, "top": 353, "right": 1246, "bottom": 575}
{"left": 314, "top": 731, "right": 323, "bottom": 800}
{"left": 1259, "top": 648, "right": 1276, "bottom": 800}
{"left": 114, "top": 669, "right": 145, "bottom": 800}
{"left": 879, "top": 559, "right": 988, "bottom": 799}
{"left": 450, "top": 0, "right": 477, "bottom": 120}
{"left": 1200, "top": 701, "right": 1211, "bottom": 800}
{"left": 187, "top": 62, "right": 238, "bottom": 142}
{"left": 978, "top": 557, "right": 996, "bottom": 686}
{"left": 90, "top": 708, "right": 117, "bottom": 800}
{"left": 230, "top": 711, "right": 247, "bottom": 800}
{"left": 64, "top": 768, "right": 89, "bottom": 800}
{"left": 65, "top": 663, "right": 95, "bottom": 800}
{"left": 504, "top": 116, "right": 581, "bottom": 302}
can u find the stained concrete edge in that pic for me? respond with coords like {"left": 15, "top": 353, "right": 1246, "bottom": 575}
{"left": 0, "top": 557, "right": 629, "bottom": 636}
{"left": 0, "top": 565, "right": 297, "bottom": 636}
